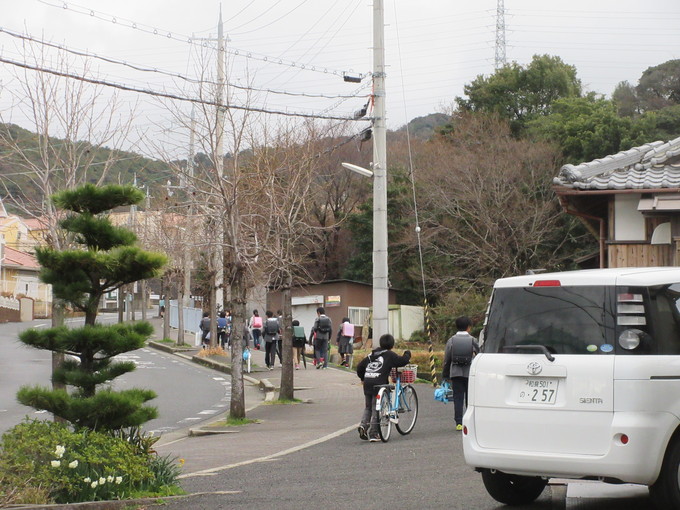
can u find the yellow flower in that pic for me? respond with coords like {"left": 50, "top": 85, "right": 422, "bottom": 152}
{"left": 179, "top": 458, "right": 185, "bottom": 466}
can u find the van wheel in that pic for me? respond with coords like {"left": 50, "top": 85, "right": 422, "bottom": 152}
{"left": 650, "top": 438, "right": 680, "bottom": 509}
{"left": 481, "top": 469, "right": 547, "bottom": 506}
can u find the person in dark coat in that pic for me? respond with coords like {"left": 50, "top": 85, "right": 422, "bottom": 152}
{"left": 442, "top": 316, "right": 480, "bottom": 431}
{"left": 356, "top": 334, "right": 411, "bottom": 442}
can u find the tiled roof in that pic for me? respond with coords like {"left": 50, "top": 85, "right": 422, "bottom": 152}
{"left": 553, "top": 136, "right": 680, "bottom": 190}
{"left": 3, "top": 246, "right": 39, "bottom": 270}
{"left": 23, "top": 217, "right": 48, "bottom": 230}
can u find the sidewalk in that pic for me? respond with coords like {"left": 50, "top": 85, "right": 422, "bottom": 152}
{"left": 145, "top": 318, "right": 364, "bottom": 479}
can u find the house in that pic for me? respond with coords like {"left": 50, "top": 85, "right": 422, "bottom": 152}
{"left": 0, "top": 202, "right": 33, "bottom": 252}
{"left": 0, "top": 242, "right": 51, "bottom": 318}
{"left": 553, "top": 136, "right": 680, "bottom": 268}
{"left": 267, "top": 280, "right": 424, "bottom": 342}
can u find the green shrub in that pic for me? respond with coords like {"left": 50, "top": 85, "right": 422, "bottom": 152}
{"left": 0, "top": 419, "right": 154, "bottom": 504}
{"left": 408, "top": 329, "right": 430, "bottom": 343}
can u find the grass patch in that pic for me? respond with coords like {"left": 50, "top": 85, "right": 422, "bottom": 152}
{"left": 207, "top": 416, "right": 258, "bottom": 427}
{"left": 266, "top": 398, "right": 303, "bottom": 405}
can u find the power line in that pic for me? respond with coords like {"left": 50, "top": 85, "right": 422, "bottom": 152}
{"left": 37, "top": 0, "right": 369, "bottom": 80}
{"left": 0, "top": 55, "right": 370, "bottom": 122}
{"left": 0, "top": 25, "right": 369, "bottom": 101}
{"left": 229, "top": 0, "right": 311, "bottom": 36}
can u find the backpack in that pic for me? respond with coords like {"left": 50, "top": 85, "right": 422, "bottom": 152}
{"left": 252, "top": 316, "right": 263, "bottom": 329}
{"left": 200, "top": 317, "right": 210, "bottom": 331}
{"left": 450, "top": 336, "right": 473, "bottom": 365}
{"left": 341, "top": 322, "right": 354, "bottom": 337}
{"left": 316, "top": 316, "right": 332, "bottom": 340}
{"left": 265, "top": 317, "right": 279, "bottom": 336}
{"left": 293, "top": 325, "right": 305, "bottom": 339}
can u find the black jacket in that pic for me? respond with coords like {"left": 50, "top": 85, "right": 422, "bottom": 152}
{"left": 357, "top": 348, "right": 411, "bottom": 396}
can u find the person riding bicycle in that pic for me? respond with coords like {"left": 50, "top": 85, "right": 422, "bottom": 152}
{"left": 356, "top": 334, "right": 411, "bottom": 442}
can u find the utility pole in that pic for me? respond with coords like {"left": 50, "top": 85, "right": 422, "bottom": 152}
{"left": 178, "top": 105, "right": 197, "bottom": 346}
{"left": 215, "top": 8, "right": 227, "bottom": 316}
{"left": 372, "top": 0, "right": 389, "bottom": 348}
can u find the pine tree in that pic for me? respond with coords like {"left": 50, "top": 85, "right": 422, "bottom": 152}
{"left": 17, "top": 184, "right": 167, "bottom": 431}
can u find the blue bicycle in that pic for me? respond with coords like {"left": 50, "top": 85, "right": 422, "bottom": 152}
{"left": 375, "top": 364, "right": 419, "bottom": 442}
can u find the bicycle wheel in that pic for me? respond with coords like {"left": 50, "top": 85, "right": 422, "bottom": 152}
{"left": 395, "top": 385, "right": 418, "bottom": 435}
{"left": 378, "top": 389, "right": 392, "bottom": 442}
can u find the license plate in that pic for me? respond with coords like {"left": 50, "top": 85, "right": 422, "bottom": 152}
{"left": 518, "top": 378, "right": 558, "bottom": 404}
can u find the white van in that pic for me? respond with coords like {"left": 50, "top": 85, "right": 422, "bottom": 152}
{"left": 462, "top": 267, "right": 680, "bottom": 509}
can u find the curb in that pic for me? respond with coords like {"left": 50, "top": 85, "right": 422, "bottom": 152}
{"left": 5, "top": 492, "right": 236, "bottom": 510}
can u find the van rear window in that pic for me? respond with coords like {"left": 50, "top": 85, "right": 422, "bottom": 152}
{"left": 484, "top": 286, "right": 612, "bottom": 355}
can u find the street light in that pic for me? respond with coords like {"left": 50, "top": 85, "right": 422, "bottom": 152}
{"left": 342, "top": 161, "right": 388, "bottom": 349}
{"left": 342, "top": 162, "right": 373, "bottom": 178}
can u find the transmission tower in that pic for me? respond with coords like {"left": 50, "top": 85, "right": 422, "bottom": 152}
{"left": 494, "top": 0, "right": 507, "bottom": 70}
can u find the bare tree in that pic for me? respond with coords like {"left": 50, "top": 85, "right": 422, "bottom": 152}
{"left": 250, "top": 120, "right": 336, "bottom": 399}
{"left": 412, "top": 112, "right": 567, "bottom": 291}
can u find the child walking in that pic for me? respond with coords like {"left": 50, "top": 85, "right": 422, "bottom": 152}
{"left": 356, "top": 334, "right": 411, "bottom": 441}
{"left": 336, "top": 317, "right": 354, "bottom": 367}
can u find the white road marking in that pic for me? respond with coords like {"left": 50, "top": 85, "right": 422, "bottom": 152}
{"left": 179, "top": 423, "right": 358, "bottom": 479}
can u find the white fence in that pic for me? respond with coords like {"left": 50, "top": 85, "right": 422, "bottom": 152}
{"left": 0, "top": 296, "right": 20, "bottom": 310}
{"left": 168, "top": 300, "right": 202, "bottom": 334}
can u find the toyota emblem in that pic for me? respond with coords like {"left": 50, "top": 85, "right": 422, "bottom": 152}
{"left": 527, "top": 361, "right": 542, "bottom": 375}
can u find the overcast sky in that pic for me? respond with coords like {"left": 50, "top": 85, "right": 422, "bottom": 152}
{"left": 1, "top": 0, "right": 680, "bottom": 158}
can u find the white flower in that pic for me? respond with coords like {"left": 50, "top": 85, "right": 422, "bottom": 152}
{"left": 68, "top": 460, "right": 78, "bottom": 469}
{"left": 51, "top": 460, "right": 61, "bottom": 468}
{"left": 83, "top": 477, "right": 91, "bottom": 483}
{"left": 54, "top": 445, "right": 65, "bottom": 458}
{"left": 115, "top": 476, "right": 123, "bottom": 484}
{"left": 90, "top": 481, "right": 98, "bottom": 488}
{"left": 98, "top": 477, "right": 106, "bottom": 485}
{"left": 107, "top": 475, "right": 114, "bottom": 483}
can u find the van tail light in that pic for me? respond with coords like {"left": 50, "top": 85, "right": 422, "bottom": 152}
{"left": 533, "top": 280, "right": 561, "bottom": 287}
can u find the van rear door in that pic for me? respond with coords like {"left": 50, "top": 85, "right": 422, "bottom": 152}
{"left": 469, "top": 283, "right": 616, "bottom": 455}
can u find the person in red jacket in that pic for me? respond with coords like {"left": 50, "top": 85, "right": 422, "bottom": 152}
{"left": 356, "top": 334, "right": 411, "bottom": 442}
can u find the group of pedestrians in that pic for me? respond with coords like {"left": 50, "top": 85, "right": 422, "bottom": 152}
{"left": 198, "top": 306, "right": 358, "bottom": 371}
{"left": 246, "top": 306, "right": 355, "bottom": 371}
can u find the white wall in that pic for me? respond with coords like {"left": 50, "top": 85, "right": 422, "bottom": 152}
{"left": 614, "top": 194, "right": 646, "bottom": 241}
{"left": 388, "top": 305, "right": 424, "bottom": 341}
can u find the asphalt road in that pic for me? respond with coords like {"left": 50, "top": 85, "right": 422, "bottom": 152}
{"left": 0, "top": 317, "right": 229, "bottom": 436}
{"left": 153, "top": 385, "right": 556, "bottom": 510}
